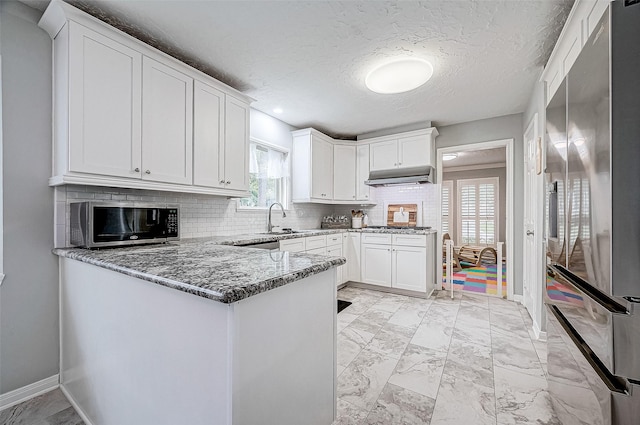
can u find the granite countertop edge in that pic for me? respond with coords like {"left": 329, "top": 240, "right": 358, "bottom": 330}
{"left": 53, "top": 247, "right": 346, "bottom": 303}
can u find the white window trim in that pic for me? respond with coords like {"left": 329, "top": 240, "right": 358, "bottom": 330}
{"left": 456, "top": 177, "right": 500, "bottom": 246}
{"left": 236, "top": 137, "right": 291, "bottom": 212}
{"left": 441, "top": 180, "right": 453, "bottom": 237}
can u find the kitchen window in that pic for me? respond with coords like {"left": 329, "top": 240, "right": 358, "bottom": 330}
{"left": 238, "top": 140, "right": 289, "bottom": 209}
{"left": 457, "top": 177, "right": 499, "bottom": 245}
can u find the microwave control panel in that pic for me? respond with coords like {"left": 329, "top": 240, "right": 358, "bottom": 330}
{"left": 166, "top": 209, "right": 179, "bottom": 238}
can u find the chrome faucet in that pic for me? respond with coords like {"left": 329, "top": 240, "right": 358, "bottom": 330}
{"left": 267, "top": 202, "right": 286, "bottom": 233}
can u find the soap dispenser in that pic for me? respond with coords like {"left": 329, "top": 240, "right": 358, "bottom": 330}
{"left": 362, "top": 213, "right": 369, "bottom": 228}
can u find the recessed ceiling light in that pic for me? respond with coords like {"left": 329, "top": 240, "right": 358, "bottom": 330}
{"left": 273, "top": 107, "right": 283, "bottom": 114}
{"left": 365, "top": 58, "right": 434, "bottom": 94}
{"left": 442, "top": 153, "right": 458, "bottom": 161}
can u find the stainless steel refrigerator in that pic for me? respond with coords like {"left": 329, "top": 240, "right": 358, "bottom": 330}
{"left": 544, "top": 2, "right": 640, "bottom": 424}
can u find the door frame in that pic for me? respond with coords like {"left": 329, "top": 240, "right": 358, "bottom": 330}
{"left": 436, "top": 138, "right": 514, "bottom": 300}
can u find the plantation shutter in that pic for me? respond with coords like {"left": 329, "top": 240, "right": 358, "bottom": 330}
{"left": 441, "top": 181, "right": 453, "bottom": 236}
{"left": 457, "top": 177, "right": 499, "bottom": 246}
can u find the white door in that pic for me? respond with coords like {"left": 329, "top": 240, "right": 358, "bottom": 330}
{"left": 361, "top": 244, "right": 392, "bottom": 287}
{"left": 356, "top": 145, "right": 370, "bottom": 201}
{"left": 333, "top": 145, "right": 356, "bottom": 201}
{"left": 141, "top": 57, "right": 193, "bottom": 185}
{"left": 392, "top": 246, "right": 427, "bottom": 292}
{"left": 398, "top": 135, "right": 429, "bottom": 169}
{"left": 193, "top": 81, "right": 225, "bottom": 188}
{"left": 343, "top": 233, "right": 361, "bottom": 282}
{"left": 327, "top": 245, "right": 344, "bottom": 285}
{"left": 369, "top": 140, "right": 398, "bottom": 171}
{"left": 68, "top": 22, "right": 142, "bottom": 178}
{"left": 311, "top": 137, "right": 333, "bottom": 200}
{"left": 224, "top": 96, "right": 250, "bottom": 191}
{"left": 523, "top": 115, "right": 541, "bottom": 326}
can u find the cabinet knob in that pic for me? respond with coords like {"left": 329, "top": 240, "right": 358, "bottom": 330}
{"left": 226, "top": 181, "right": 231, "bottom": 185}
{"left": 352, "top": 196, "right": 356, "bottom": 199}
{"left": 145, "top": 170, "right": 151, "bottom": 174}
{"left": 398, "top": 162, "right": 402, "bottom": 165}
{"left": 134, "top": 167, "right": 140, "bottom": 172}
{"left": 220, "top": 180, "right": 225, "bottom": 184}
{"left": 394, "top": 163, "right": 397, "bottom": 166}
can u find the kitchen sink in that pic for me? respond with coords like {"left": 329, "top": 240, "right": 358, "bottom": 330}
{"left": 258, "top": 229, "right": 312, "bottom": 235}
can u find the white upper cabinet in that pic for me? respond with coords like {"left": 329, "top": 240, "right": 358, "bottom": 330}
{"left": 369, "top": 140, "right": 398, "bottom": 171}
{"left": 356, "top": 144, "right": 370, "bottom": 201}
{"left": 141, "top": 57, "right": 193, "bottom": 185}
{"left": 67, "top": 21, "right": 142, "bottom": 179}
{"left": 292, "top": 129, "right": 334, "bottom": 203}
{"left": 311, "top": 136, "right": 334, "bottom": 200}
{"left": 39, "top": 0, "right": 252, "bottom": 196}
{"left": 541, "top": 0, "right": 610, "bottom": 104}
{"left": 333, "top": 144, "right": 356, "bottom": 201}
{"left": 223, "top": 96, "right": 250, "bottom": 192}
{"left": 366, "top": 128, "right": 438, "bottom": 172}
{"left": 193, "top": 81, "right": 224, "bottom": 188}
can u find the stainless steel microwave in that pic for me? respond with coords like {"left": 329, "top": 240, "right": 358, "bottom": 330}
{"left": 70, "top": 202, "right": 179, "bottom": 248}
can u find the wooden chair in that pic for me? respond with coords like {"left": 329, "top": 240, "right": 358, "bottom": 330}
{"left": 457, "top": 245, "right": 498, "bottom": 268}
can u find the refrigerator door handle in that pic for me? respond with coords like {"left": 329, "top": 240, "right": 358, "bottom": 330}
{"left": 549, "top": 264, "right": 628, "bottom": 315}
{"left": 548, "top": 305, "right": 629, "bottom": 394}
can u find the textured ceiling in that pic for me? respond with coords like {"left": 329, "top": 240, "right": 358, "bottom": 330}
{"left": 23, "top": 0, "right": 573, "bottom": 139}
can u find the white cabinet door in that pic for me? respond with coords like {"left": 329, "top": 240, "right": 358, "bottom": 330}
{"left": 343, "top": 233, "right": 361, "bottom": 283}
{"left": 311, "top": 137, "right": 333, "bottom": 200}
{"left": 68, "top": 22, "right": 142, "bottom": 178}
{"left": 327, "top": 245, "right": 344, "bottom": 285}
{"left": 361, "top": 244, "right": 392, "bottom": 287}
{"left": 356, "top": 145, "right": 370, "bottom": 201}
{"left": 333, "top": 144, "right": 356, "bottom": 201}
{"left": 224, "top": 96, "right": 250, "bottom": 191}
{"left": 369, "top": 140, "right": 398, "bottom": 171}
{"left": 279, "top": 239, "right": 306, "bottom": 253}
{"left": 142, "top": 57, "right": 193, "bottom": 185}
{"left": 398, "top": 134, "right": 430, "bottom": 169}
{"left": 193, "top": 81, "right": 225, "bottom": 188}
{"left": 392, "top": 246, "right": 427, "bottom": 292}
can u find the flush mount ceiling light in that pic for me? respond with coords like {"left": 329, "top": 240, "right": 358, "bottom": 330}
{"left": 442, "top": 153, "right": 458, "bottom": 161}
{"left": 365, "top": 58, "right": 434, "bottom": 94}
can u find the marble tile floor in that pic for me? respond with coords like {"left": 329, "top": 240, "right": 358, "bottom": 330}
{"left": 2, "top": 288, "right": 552, "bottom": 425}
{"left": 335, "top": 287, "right": 555, "bottom": 425}
{"left": 0, "top": 388, "right": 84, "bottom": 425}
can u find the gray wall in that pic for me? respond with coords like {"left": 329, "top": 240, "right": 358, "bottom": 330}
{"left": 443, "top": 167, "right": 507, "bottom": 244}
{"left": 0, "top": 1, "right": 59, "bottom": 394}
{"left": 436, "top": 113, "right": 524, "bottom": 295}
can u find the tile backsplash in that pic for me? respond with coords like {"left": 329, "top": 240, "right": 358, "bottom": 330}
{"left": 335, "top": 184, "right": 439, "bottom": 228}
{"left": 54, "top": 185, "right": 334, "bottom": 248}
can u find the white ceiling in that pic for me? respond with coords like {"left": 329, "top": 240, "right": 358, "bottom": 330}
{"left": 23, "top": 0, "right": 573, "bottom": 139}
{"left": 443, "top": 147, "right": 506, "bottom": 168}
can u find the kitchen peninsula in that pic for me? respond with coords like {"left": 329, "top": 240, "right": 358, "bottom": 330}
{"left": 54, "top": 241, "right": 345, "bottom": 425}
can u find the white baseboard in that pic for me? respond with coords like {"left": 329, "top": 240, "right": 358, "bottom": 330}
{"left": 59, "top": 385, "right": 94, "bottom": 425}
{"left": 512, "top": 294, "right": 523, "bottom": 304}
{"left": 0, "top": 374, "right": 59, "bottom": 411}
{"left": 532, "top": 320, "right": 548, "bottom": 341}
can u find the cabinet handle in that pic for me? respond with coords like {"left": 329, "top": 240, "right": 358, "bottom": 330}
{"left": 394, "top": 163, "right": 397, "bottom": 166}
{"left": 226, "top": 181, "right": 231, "bottom": 185}
{"left": 134, "top": 167, "right": 140, "bottom": 172}
{"left": 398, "top": 162, "right": 402, "bottom": 165}
{"left": 145, "top": 170, "right": 151, "bottom": 174}
{"left": 220, "top": 180, "right": 225, "bottom": 184}
{"left": 352, "top": 196, "right": 356, "bottom": 198}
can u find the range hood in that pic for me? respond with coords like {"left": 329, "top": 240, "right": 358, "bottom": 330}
{"left": 364, "top": 165, "right": 434, "bottom": 187}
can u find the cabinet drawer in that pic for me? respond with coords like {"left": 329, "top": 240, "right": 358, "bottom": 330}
{"left": 392, "top": 234, "right": 427, "bottom": 247}
{"left": 305, "top": 235, "right": 327, "bottom": 250}
{"left": 361, "top": 233, "right": 392, "bottom": 245}
{"left": 306, "top": 247, "right": 327, "bottom": 255}
{"left": 326, "top": 245, "right": 343, "bottom": 256}
{"left": 326, "top": 233, "right": 343, "bottom": 247}
{"left": 279, "top": 238, "right": 306, "bottom": 253}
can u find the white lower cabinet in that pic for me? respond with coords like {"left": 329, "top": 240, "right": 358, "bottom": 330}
{"left": 279, "top": 238, "right": 306, "bottom": 253}
{"left": 361, "top": 243, "right": 392, "bottom": 287}
{"left": 343, "top": 233, "right": 361, "bottom": 283}
{"left": 326, "top": 245, "right": 344, "bottom": 286}
{"left": 392, "top": 246, "right": 427, "bottom": 292}
{"left": 306, "top": 247, "right": 327, "bottom": 255}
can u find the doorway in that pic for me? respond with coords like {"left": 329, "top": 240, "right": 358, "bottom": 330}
{"left": 437, "top": 139, "right": 514, "bottom": 300}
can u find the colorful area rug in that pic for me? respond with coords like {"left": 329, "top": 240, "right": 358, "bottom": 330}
{"left": 443, "top": 263, "right": 507, "bottom": 296}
